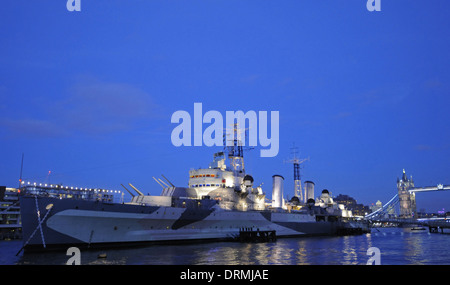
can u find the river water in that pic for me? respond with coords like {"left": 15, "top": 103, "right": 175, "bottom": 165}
{"left": 1, "top": 227, "right": 450, "bottom": 265}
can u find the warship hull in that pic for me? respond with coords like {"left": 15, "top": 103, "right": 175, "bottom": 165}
{"left": 20, "top": 195, "right": 346, "bottom": 252}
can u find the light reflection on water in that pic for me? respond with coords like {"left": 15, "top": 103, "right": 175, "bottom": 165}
{"left": 2, "top": 227, "right": 450, "bottom": 265}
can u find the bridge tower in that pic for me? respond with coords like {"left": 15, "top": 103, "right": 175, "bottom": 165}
{"left": 397, "top": 169, "right": 417, "bottom": 218}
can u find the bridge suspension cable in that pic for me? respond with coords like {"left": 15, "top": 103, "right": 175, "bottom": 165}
{"left": 365, "top": 194, "right": 398, "bottom": 220}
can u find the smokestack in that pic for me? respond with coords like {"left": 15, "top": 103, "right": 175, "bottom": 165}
{"left": 272, "top": 175, "right": 284, "bottom": 208}
{"left": 304, "top": 181, "right": 315, "bottom": 203}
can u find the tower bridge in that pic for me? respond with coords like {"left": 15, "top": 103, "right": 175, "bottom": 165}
{"left": 365, "top": 169, "right": 450, "bottom": 220}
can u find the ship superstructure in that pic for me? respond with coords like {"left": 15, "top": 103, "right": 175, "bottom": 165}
{"left": 157, "top": 124, "right": 266, "bottom": 212}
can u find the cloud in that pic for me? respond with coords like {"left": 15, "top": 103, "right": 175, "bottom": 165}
{"left": 348, "top": 89, "right": 382, "bottom": 107}
{"left": 423, "top": 79, "right": 442, "bottom": 89}
{"left": 0, "top": 78, "right": 161, "bottom": 139}
{"left": 240, "top": 74, "right": 260, "bottom": 84}
{"left": 0, "top": 86, "right": 6, "bottom": 111}
{"left": 334, "top": 112, "right": 352, "bottom": 119}
{"left": 58, "top": 79, "right": 159, "bottom": 135}
{"left": 279, "top": 77, "right": 293, "bottom": 86}
{"left": 297, "top": 120, "right": 323, "bottom": 128}
{"left": 0, "top": 118, "right": 69, "bottom": 138}
{"left": 414, "top": 144, "right": 432, "bottom": 151}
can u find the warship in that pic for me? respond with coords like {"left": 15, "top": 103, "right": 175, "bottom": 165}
{"left": 19, "top": 132, "right": 369, "bottom": 252}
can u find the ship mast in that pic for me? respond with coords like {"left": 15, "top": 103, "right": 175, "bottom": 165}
{"left": 223, "top": 123, "right": 254, "bottom": 181}
{"left": 225, "top": 123, "right": 245, "bottom": 174}
{"left": 285, "top": 144, "right": 309, "bottom": 203}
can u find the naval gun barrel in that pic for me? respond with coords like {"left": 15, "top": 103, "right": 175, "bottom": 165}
{"left": 120, "top": 184, "right": 135, "bottom": 197}
{"left": 128, "top": 183, "right": 144, "bottom": 196}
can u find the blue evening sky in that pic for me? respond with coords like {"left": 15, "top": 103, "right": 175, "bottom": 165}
{"left": 1, "top": 0, "right": 449, "bottom": 212}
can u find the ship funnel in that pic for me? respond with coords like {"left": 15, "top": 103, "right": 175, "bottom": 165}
{"left": 271, "top": 175, "right": 284, "bottom": 208}
{"left": 304, "top": 181, "right": 315, "bottom": 203}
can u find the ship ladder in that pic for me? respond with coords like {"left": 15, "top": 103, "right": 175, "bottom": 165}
{"left": 16, "top": 196, "right": 53, "bottom": 255}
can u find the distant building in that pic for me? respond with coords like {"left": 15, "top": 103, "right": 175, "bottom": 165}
{"left": 20, "top": 181, "right": 119, "bottom": 203}
{"left": 334, "top": 194, "right": 372, "bottom": 217}
{"left": 0, "top": 186, "right": 22, "bottom": 239}
{"left": 0, "top": 181, "right": 123, "bottom": 240}
{"left": 370, "top": 200, "right": 382, "bottom": 213}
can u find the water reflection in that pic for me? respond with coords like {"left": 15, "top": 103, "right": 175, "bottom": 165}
{"left": 3, "top": 227, "right": 450, "bottom": 265}
{"left": 341, "top": 236, "right": 358, "bottom": 264}
{"left": 295, "top": 240, "right": 309, "bottom": 265}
